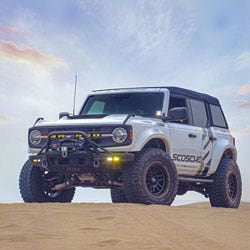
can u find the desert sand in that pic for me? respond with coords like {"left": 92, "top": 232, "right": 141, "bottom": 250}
{"left": 0, "top": 202, "right": 249, "bottom": 250}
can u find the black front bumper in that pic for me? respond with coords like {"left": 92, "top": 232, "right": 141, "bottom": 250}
{"left": 29, "top": 131, "right": 134, "bottom": 173}
{"left": 30, "top": 151, "right": 134, "bottom": 173}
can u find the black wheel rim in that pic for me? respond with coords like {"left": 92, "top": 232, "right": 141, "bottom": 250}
{"left": 146, "top": 162, "right": 168, "bottom": 196}
{"left": 228, "top": 173, "right": 237, "bottom": 199}
{"left": 42, "top": 171, "right": 62, "bottom": 198}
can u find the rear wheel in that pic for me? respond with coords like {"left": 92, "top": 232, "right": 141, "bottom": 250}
{"left": 110, "top": 188, "right": 128, "bottom": 203}
{"left": 208, "top": 159, "right": 242, "bottom": 208}
{"left": 123, "top": 148, "right": 178, "bottom": 205}
{"left": 19, "top": 160, "right": 75, "bottom": 203}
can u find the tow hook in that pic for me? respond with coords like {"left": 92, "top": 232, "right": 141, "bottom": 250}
{"left": 61, "top": 146, "right": 68, "bottom": 158}
{"left": 93, "top": 157, "right": 100, "bottom": 168}
{"left": 42, "top": 159, "right": 48, "bottom": 168}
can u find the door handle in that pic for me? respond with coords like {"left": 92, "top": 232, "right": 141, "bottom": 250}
{"left": 209, "top": 136, "right": 217, "bottom": 141}
{"left": 188, "top": 133, "right": 197, "bottom": 138}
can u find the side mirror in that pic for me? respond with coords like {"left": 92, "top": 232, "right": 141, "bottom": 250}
{"left": 167, "top": 107, "right": 188, "bottom": 122}
{"left": 59, "top": 112, "right": 70, "bottom": 119}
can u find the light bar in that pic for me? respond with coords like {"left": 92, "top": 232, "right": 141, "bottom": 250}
{"left": 107, "top": 156, "right": 120, "bottom": 162}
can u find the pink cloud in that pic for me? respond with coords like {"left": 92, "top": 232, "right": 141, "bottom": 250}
{"left": 238, "top": 84, "right": 250, "bottom": 95}
{"left": 0, "top": 40, "right": 67, "bottom": 67}
{"left": 0, "top": 26, "right": 21, "bottom": 36}
{"left": 233, "top": 99, "right": 250, "bottom": 108}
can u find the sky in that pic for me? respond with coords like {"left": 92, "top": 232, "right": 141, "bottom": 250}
{"left": 0, "top": 0, "right": 250, "bottom": 204}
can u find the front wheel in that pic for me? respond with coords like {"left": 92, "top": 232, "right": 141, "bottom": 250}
{"left": 123, "top": 148, "right": 178, "bottom": 205}
{"left": 110, "top": 188, "right": 128, "bottom": 203}
{"left": 208, "top": 159, "right": 242, "bottom": 208}
{"left": 19, "top": 160, "right": 75, "bottom": 203}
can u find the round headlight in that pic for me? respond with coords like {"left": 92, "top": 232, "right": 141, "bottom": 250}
{"left": 112, "top": 127, "right": 127, "bottom": 144}
{"left": 29, "top": 130, "right": 41, "bottom": 145}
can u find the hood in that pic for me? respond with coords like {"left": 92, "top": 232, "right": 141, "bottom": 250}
{"left": 35, "top": 114, "right": 129, "bottom": 127}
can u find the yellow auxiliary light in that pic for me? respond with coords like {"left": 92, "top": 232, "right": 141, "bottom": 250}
{"left": 92, "top": 133, "right": 101, "bottom": 138}
{"left": 107, "top": 157, "right": 113, "bottom": 162}
{"left": 75, "top": 134, "right": 83, "bottom": 139}
{"left": 107, "top": 156, "right": 120, "bottom": 162}
{"left": 113, "top": 156, "right": 120, "bottom": 162}
{"left": 32, "top": 158, "right": 40, "bottom": 163}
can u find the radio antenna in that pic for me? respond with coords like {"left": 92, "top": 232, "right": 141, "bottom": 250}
{"left": 73, "top": 74, "right": 77, "bottom": 115}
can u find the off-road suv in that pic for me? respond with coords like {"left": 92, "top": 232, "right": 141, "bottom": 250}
{"left": 19, "top": 87, "right": 242, "bottom": 208}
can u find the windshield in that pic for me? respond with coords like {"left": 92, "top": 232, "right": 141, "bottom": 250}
{"left": 80, "top": 92, "right": 164, "bottom": 118}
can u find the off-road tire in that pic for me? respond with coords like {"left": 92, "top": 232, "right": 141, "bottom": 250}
{"left": 110, "top": 188, "right": 128, "bottom": 203}
{"left": 19, "top": 160, "right": 75, "bottom": 203}
{"left": 177, "top": 183, "right": 188, "bottom": 196}
{"left": 123, "top": 148, "right": 178, "bottom": 205}
{"left": 208, "top": 158, "right": 242, "bottom": 208}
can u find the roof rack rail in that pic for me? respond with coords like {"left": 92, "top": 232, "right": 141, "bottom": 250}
{"left": 92, "top": 86, "right": 162, "bottom": 92}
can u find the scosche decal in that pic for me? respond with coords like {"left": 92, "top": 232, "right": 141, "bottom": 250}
{"left": 172, "top": 154, "right": 202, "bottom": 163}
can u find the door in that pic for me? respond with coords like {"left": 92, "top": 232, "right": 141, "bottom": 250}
{"left": 167, "top": 95, "right": 201, "bottom": 176}
{"left": 199, "top": 104, "right": 230, "bottom": 176}
{"left": 188, "top": 98, "right": 213, "bottom": 176}
{"left": 168, "top": 123, "right": 201, "bottom": 176}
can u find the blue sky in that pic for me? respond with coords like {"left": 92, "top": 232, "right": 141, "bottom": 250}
{"left": 0, "top": 0, "right": 250, "bottom": 203}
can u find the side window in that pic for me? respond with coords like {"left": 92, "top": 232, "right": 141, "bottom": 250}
{"left": 87, "top": 100, "right": 105, "bottom": 114}
{"left": 169, "top": 96, "right": 186, "bottom": 109}
{"left": 189, "top": 99, "right": 208, "bottom": 128}
{"left": 168, "top": 96, "right": 189, "bottom": 124}
{"left": 210, "top": 104, "right": 227, "bottom": 128}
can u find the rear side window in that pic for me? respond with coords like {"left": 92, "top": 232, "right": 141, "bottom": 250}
{"left": 210, "top": 104, "right": 227, "bottom": 128}
{"left": 189, "top": 99, "right": 208, "bottom": 128}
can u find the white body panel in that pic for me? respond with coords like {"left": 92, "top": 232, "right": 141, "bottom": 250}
{"left": 168, "top": 123, "right": 200, "bottom": 176}
{"left": 38, "top": 114, "right": 129, "bottom": 126}
{"left": 207, "top": 127, "right": 236, "bottom": 175}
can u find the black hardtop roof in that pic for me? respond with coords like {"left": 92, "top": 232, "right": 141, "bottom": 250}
{"left": 167, "top": 87, "right": 220, "bottom": 106}
{"left": 93, "top": 86, "right": 220, "bottom": 106}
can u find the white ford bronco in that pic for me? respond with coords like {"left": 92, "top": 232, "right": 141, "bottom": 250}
{"left": 19, "top": 87, "right": 242, "bottom": 208}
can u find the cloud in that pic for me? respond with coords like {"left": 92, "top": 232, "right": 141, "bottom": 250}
{"left": 234, "top": 51, "right": 250, "bottom": 71}
{"left": 231, "top": 126, "right": 250, "bottom": 137}
{"left": 0, "top": 26, "right": 21, "bottom": 36}
{"left": 75, "top": 0, "right": 198, "bottom": 55}
{"left": 233, "top": 84, "right": 250, "bottom": 108}
{"left": 233, "top": 99, "right": 250, "bottom": 108}
{"left": 0, "top": 40, "right": 67, "bottom": 68}
{"left": 238, "top": 83, "right": 250, "bottom": 95}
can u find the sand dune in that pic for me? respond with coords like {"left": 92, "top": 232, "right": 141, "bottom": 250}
{"left": 0, "top": 202, "right": 249, "bottom": 250}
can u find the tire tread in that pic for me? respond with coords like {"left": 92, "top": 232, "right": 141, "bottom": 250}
{"left": 19, "top": 160, "right": 75, "bottom": 203}
{"left": 123, "top": 148, "right": 178, "bottom": 205}
{"left": 208, "top": 158, "right": 241, "bottom": 208}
